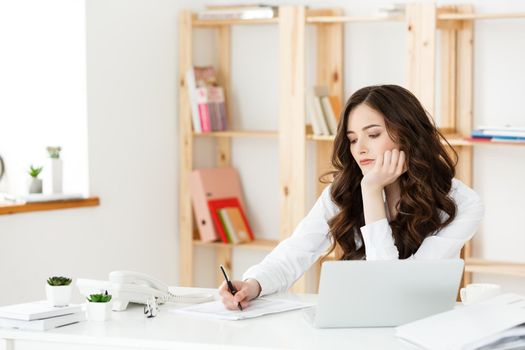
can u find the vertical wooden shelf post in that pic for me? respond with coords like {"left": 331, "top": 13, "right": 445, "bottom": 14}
{"left": 312, "top": 8, "right": 344, "bottom": 290}
{"left": 315, "top": 8, "right": 344, "bottom": 198}
{"left": 455, "top": 5, "right": 475, "bottom": 285}
{"left": 406, "top": 3, "right": 437, "bottom": 116}
{"left": 178, "top": 10, "right": 194, "bottom": 286}
{"left": 439, "top": 6, "right": 459, "bottom": 132}
{"left": 215, "top": 25, "right": 233, "bottom": 286}
{"left": 279, "top": 6, "right": 307, "bottom": 293}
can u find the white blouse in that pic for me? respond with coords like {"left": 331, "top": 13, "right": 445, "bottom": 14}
{"left": 243, "top": 178, "right": 484, "bottom": 296}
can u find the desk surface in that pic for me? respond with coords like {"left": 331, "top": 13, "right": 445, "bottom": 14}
{"left": 0, "top": 287, "right": 411, "bottom": 350}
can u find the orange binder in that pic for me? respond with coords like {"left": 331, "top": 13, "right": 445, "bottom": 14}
{"left": 189, "top": 167, "right": 246, "bottom": 242}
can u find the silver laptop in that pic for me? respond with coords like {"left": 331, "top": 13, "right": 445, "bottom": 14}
{"left": 312, "top": 259, "right": 464, "bottom": 328}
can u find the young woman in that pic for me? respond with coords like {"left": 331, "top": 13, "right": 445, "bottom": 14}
{"left": 219, "top": 84, "right": 484, "bottom": 310}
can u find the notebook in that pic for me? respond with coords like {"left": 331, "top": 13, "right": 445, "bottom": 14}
{"left": 0, "top": 311, "right": 85, "bottom": 331}
{"left": 0, "top": 301, "right": 83, "bottom": 321}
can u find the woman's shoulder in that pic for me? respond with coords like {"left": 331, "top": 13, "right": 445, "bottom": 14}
{"left": 450, "top": 178, "right": 482, "bottom": 206}
{"left": 318, "top": 183, "right": 340, "bottom": 214}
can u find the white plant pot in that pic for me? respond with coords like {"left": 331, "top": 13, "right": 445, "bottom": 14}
{"left": 45, "top": 284, "right": 72, "bottom": 307}
{"left": 46, "top": 158, "right": 63, "bottom": 194}
{"left": 86, "top": 302, "right": 112, "bottom": 321}
{"left": 29, "top": 178, "right": 43, "bottom": 194}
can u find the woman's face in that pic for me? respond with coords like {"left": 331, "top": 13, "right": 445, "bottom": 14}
{"left": 346, "top": 103, "right": 399, "bottom": 174}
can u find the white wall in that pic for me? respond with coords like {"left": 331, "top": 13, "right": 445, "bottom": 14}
{"left": 1, "top": 0, "right": 524, "bottom": 306}
{"left": 0, "top": 0, "right": 200, "bottom": 305}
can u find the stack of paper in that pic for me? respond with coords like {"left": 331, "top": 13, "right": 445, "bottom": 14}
{"left": 0, "top": 301, "right": 85, "bottom": 331}
{"left": 396, "top": 293, "right": 525, "bottom": 350}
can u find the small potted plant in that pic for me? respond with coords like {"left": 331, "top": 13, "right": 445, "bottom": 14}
{"left": 46, "top": 276, "right": 72, "bottom": 306}
{"left": 28, "top": 165, "right": 43, "bottom": 194}
{"left": 46, "top": 146, "right": 62, "bottom": 194}
{"left": 86, "top": 291, "right": 112, "bottom": 321}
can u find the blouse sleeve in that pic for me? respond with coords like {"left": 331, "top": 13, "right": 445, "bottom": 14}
{"left": 361, "top": 179, "right": 484, "bottom": 260}
{"left": 242, "top": 186, "right": 336, "bottom": 296}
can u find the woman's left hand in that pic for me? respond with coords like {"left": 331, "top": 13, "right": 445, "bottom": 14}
{"left": 361, "top": 149, "right": 406, "bottom": 191}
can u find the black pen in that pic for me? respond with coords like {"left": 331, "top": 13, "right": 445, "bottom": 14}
{"left": 220, "top": 265, "right": 243, "bottom": 311}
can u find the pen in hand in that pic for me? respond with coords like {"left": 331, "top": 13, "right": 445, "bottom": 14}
{"left": 220, "top": 265, "right": 243, "bottom": 311}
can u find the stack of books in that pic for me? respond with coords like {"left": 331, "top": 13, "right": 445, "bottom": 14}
{"left": 376, "top": 3, "right": 406, "bottom": 18}
{"left": 186, "top": 66, "right": 228, "bottom": 133}
{"left": 197, "top": 4, "right": 278, "bottom": 21}
{"left": 470, "top": 125, "right": 525, "bottom": 143}
{"left": 307, "top": 86, "right": 342, "bottom": 137}
{"left": 0, "top": 301, "right": 85, "bottom": 331}
{"left": 189, "top": 167, "right": 254, "bottom": 244}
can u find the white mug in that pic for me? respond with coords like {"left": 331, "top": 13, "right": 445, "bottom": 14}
{"left": 460, "top": 283, "right": 501, "bottom": 305}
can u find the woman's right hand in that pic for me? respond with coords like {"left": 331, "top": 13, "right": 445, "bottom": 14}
{"left": 218, "top": 278, "right": 261, "bottom": 310}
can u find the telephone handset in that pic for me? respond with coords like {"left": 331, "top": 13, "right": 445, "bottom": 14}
{"left": 77, "top": 271, "right": 214, "bottom": 311}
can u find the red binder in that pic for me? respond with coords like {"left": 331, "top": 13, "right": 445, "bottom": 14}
{"left": 207, "top": 197, "right": 254, "bottom": 243}
{"left": 189, "top": 167, "right": 246, "bottom": 242}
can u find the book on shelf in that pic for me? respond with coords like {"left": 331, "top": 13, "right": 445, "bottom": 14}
{"left": 218, "top": 207, "right": 239, "bottom": 244}
{"left": 208, "top": 197, "right": 254, "bottom": 244}
{"left": 198, "top": 5, "right": 278, "bottom": 21}
{"left": 189, "top": 167, "right": 247, "bottom": 242}
{"left": 0, "top": 311, "right": 85, "bottom": 331}
{"left": 0, "top": 301, "right": 83, "bottom": 321}
{"left": 470, "top": 129, "right": 525, "bottom": 142}
{"left": 219, "top": 207, "right": 253, "bottom": 243}
{"left": 307, "top": 89, "right": 327, "bottom": 136}
{"left": 376, "top": 3, "right": 406, "bottom": 18}
{"left": 207, "top": 86, "right": 228, "bottom": 131}
{"left": 307, "top": 86, "right": 341, "bottom": 136}
{"left": 472, "top": 127, "right": 525, "bottom": 139}
{"left": 186, "top": 66, "right": 228, "bottom": 133}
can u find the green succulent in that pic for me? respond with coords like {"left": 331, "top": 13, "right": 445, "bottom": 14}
{"left": 47, "top": 276, "right": 72, "bottom": 286}
{"left": 28, "top": 165, "right": 43, "bottom": 178}
{"left": 87, "top": 291, "right": 112, "bottom": 303}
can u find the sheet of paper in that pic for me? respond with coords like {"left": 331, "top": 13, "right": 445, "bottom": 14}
{"left": 171, "top": 297, "right": 314, "bottom": 320}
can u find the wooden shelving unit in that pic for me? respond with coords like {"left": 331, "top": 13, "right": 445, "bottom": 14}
{"left": 179, "top": 6, "right": 314, "bottom": 289}
{"left": 429, "top": 5, "right": 525, "bottom": 282}
{"left": 179, "top": 4, "right": 525, "bottom": 290}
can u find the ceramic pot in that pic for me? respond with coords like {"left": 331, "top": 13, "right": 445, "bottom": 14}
{"left": 29, "top": 178, "right": 43, "bottom": 194}
{"left": 86, "top": 302, "right": 112, "bottom": 321}
{"left": 45, "top": 284, "right": 72, "bottom": 306}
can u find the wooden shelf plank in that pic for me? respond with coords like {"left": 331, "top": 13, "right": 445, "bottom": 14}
{"left": 307, "top": 134, "right": 335, "bottom": 141}
{"left": 306, "top": 133, "right": 525, "bottom": 147}
{"left": 306, "top": 15, "right": 404, "bottom": 24}
{"left": 464, "top": 138, "right": 525, "bottom": 147}
{"left": 193, "top": 130, "right": 278, "bottom": 138}
{"left": 438, "top": 12, "right": 525, "bottom": 20}
{"left": 465, "top": 258, "right": 525, "bottom": 278}
{"left": 192, "top": 17, "right": 278, "bottom": 27}
{"left": 193, "top": 238, "right": 278, "bottom": 251}
{"left": 0, "top": 197, "right": 100, "bottom": 215}
{"left": 192, "top": 14, "right": 406, "bottom": 27}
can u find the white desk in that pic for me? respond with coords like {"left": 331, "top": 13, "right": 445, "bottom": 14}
{"left": 0, "top": 287, "right": 411, "bottom": 350}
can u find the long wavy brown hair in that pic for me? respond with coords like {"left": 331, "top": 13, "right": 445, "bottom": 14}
{"left": 325, "top": 85, "right": 457, "bottom": 260}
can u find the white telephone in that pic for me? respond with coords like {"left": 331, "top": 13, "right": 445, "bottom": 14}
{"left": 77, "top": 271, "right": 214, "bottom": 311}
